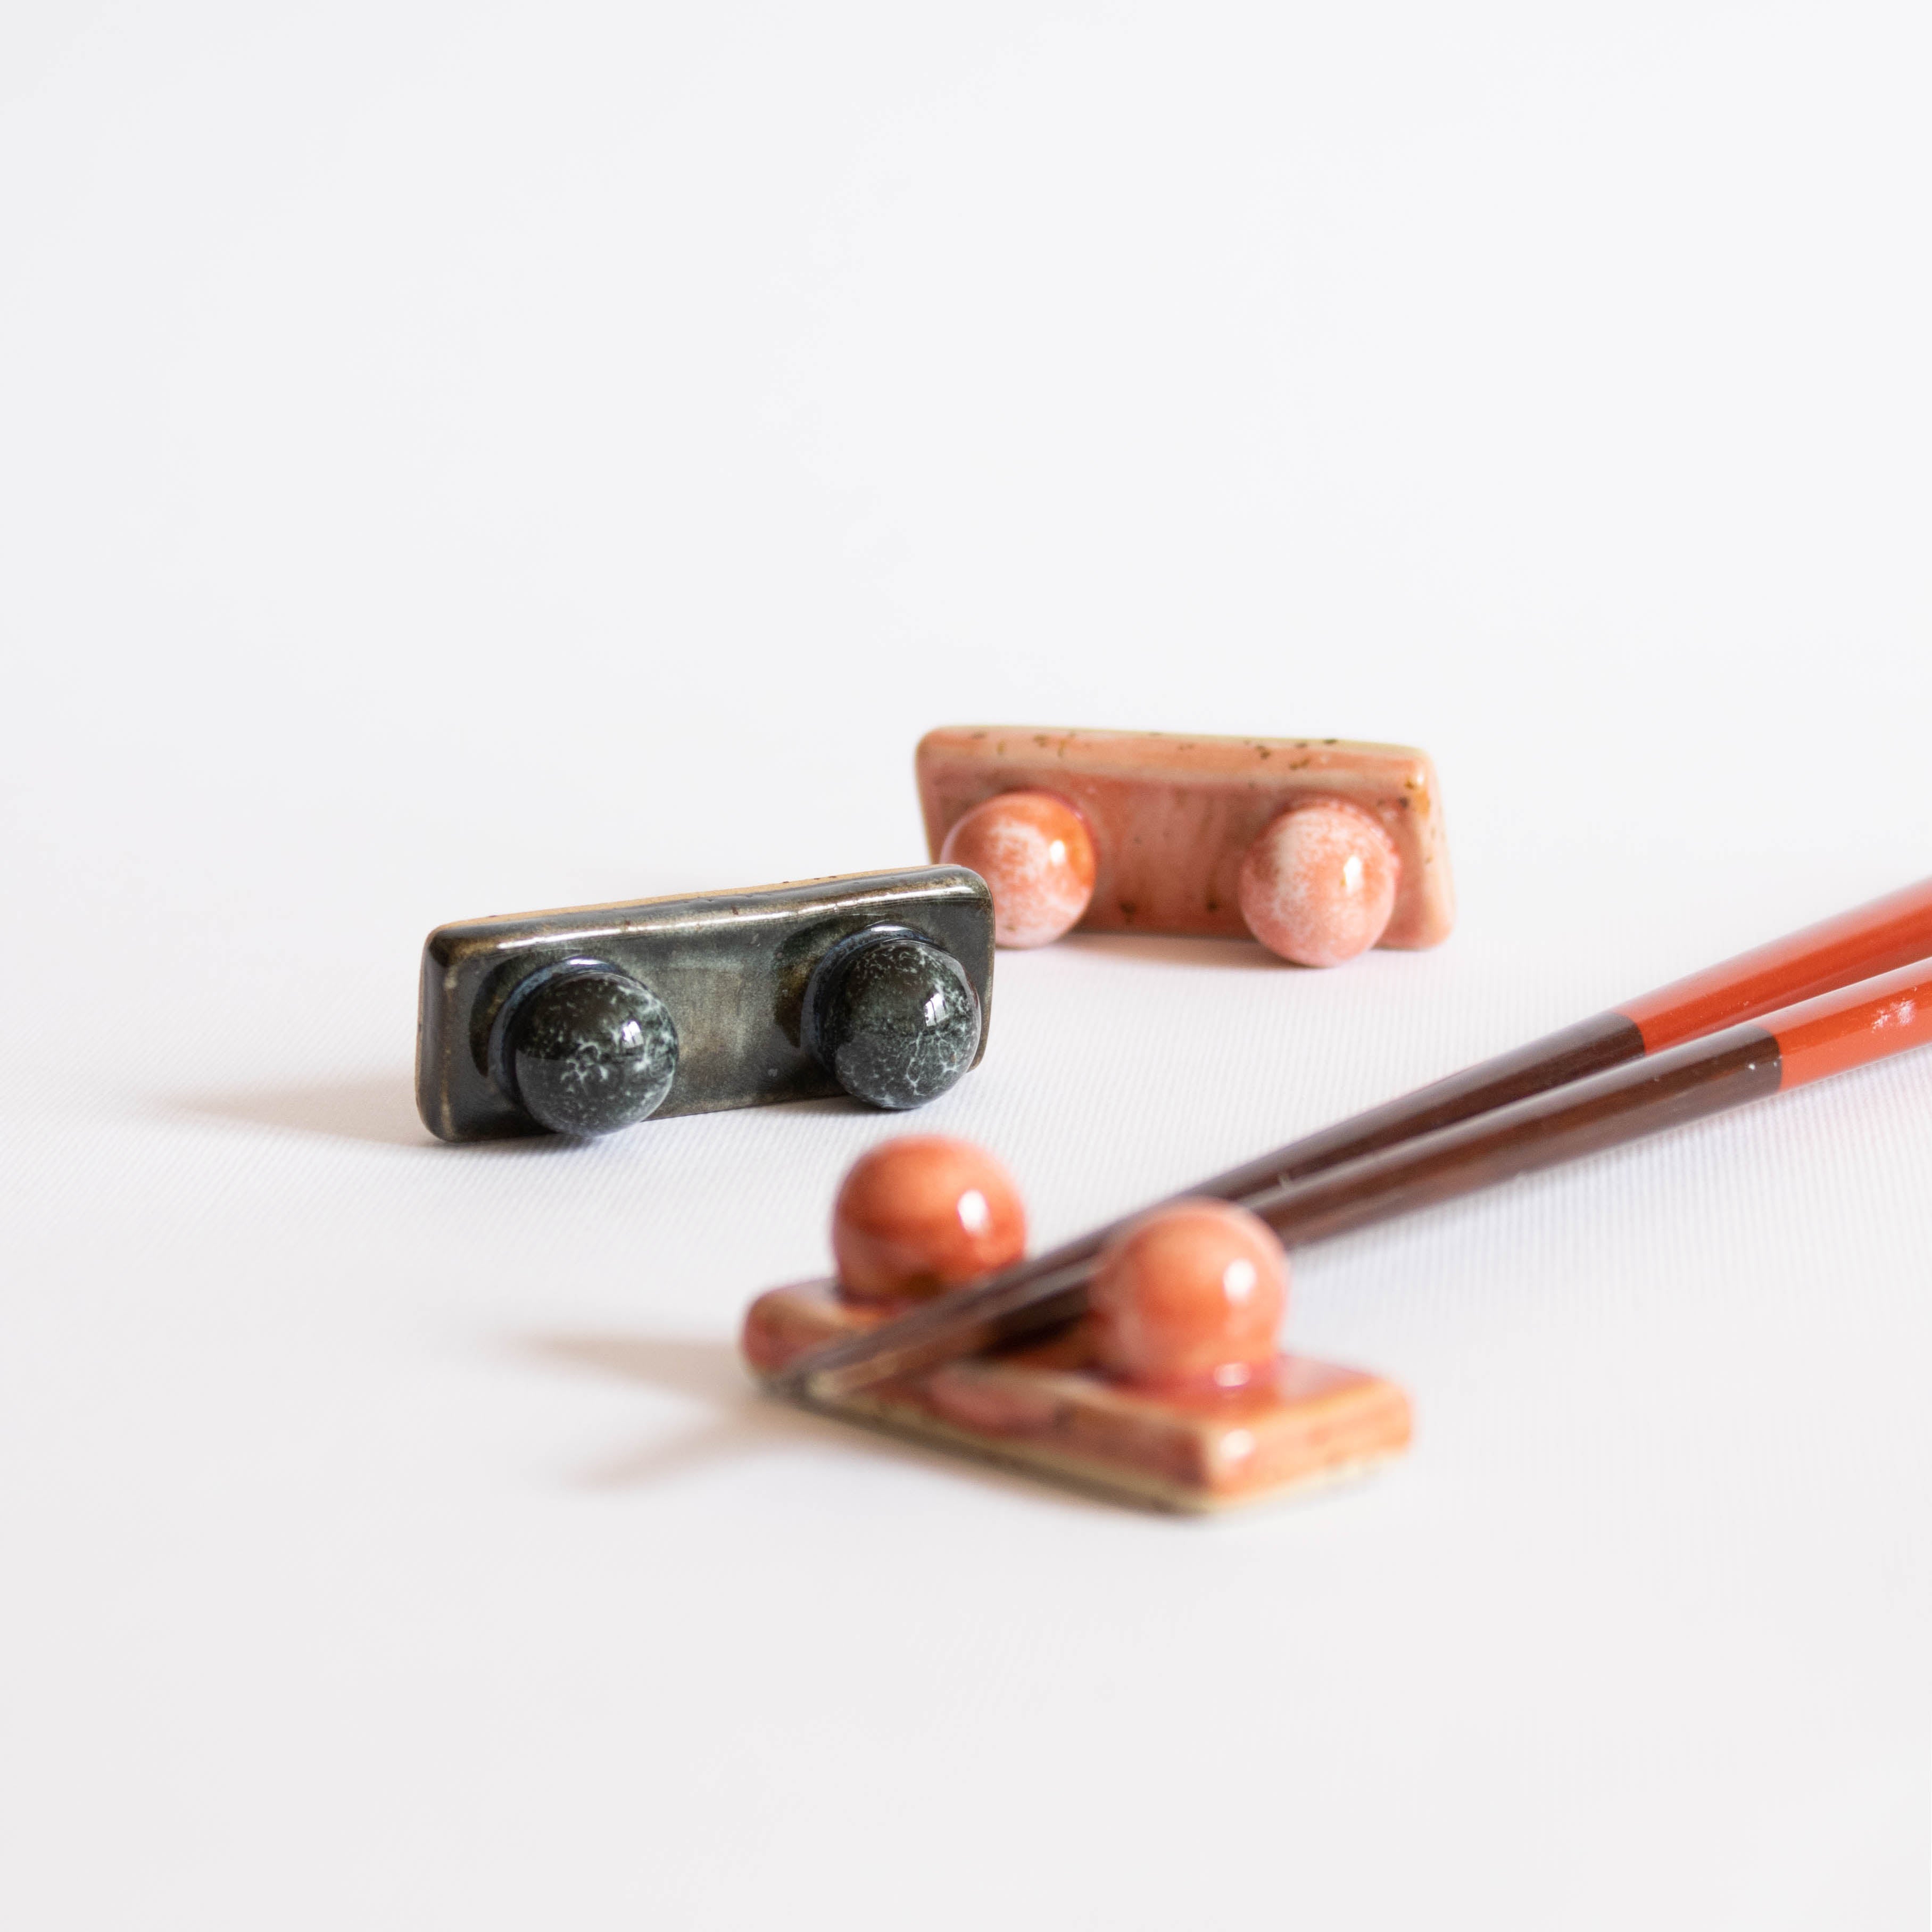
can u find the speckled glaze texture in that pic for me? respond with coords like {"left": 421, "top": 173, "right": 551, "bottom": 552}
{"left": 1237, "top": 800, "right": 1402, "bottom": 968}
{"left": 938, "top": 790, "right": 1098, "bottom": 948}
{"left": 417, "top": 866, "right": 994, "bottom": 1141}
{"left": 742, "top": 1282, "right": 1411, "bottom": 1514}
{"left": 916, "top": 726, "right": 1453, "bottom": 951}
{"left": 1089, "top": 1199, "right": 1289, "bottom": 1390}
{"left": 831, "top": 1137, "right": 1027, "bottom": 1301}
{"left": 803, "top": 928, "right": 981, "bottom": 1112}
{"left": 497, "top": 965, "right": 678, "bottom": 1135}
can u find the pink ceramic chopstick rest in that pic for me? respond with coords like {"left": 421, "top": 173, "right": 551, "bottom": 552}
{"left": 918, "top": 726, "right": 1454, "bottom": 966}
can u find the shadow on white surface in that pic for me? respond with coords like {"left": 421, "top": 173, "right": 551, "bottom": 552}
{"left": 520, "top": 1331, "right": 1122, "bottom": 1510}
{"left": 523, "top": 1333, "right": 833, "bottom": 1487}
{"left": 1055, "top": 932, "right": 1288, "bottom": 972}
{"left": 176, "top": 1079, "right": 884, "bottom": 1147}
{"left": 174, "top": 1077, "right": 586, "bottom": 1153}
{"left": 174, "top": 1075, "right": 433, "bottom": 1146}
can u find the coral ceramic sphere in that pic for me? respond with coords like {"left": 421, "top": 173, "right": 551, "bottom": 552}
{"left": 832, "top": 1135, "right": 1028, "bottom": 1303}
{"left": 939, "top": 791, "right": 1098, "bottom": 949}
{"left": 1238, "top": 800, "right": 1401, "bottom": 968}
{"left": 1089, "top": 1199, "right": 1289, "bottom": 1390}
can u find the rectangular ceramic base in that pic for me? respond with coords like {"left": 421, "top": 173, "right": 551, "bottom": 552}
{"left": 916, "top": 726, "right": 1454, "bottom": 949}
{"left": 744, "top": 1282, "right": 1412, "bottom": 1513}
{"left": 417, "top": 866, "right": 994, "bottom": 1141}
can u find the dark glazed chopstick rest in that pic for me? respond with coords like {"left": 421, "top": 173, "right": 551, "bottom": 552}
{"left": 416, "top": 866, "right": 996, "bottom": 1141}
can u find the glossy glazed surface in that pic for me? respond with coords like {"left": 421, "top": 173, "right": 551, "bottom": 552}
{"left": 831, "top": 1136, "right": 1027, "bottom": 1301}
{"left": 416, "top": 866, "right": 995, "bottom": 1141}
{"left": 1089, "top": 1198, "right": 1289, "bottom": 1389}
{"left": 742, "top": 1280, "right": 1408, "bottom": 1512}
{"left": 500, "top": 966, "right": 678, "bottom": 1135}
{"left": 1237, "top": 800, "right": 1402, "bottom": 967}
{"left": 938, "top": 790, "right": 1098, "bottom": 947}
{"left": 805, "top": 928, "right": 982, "bottom": 1110}
{"left": 916, "top": 725, "right": 1453, "bottom": 950}
{"left": 1616, "top": 873, "right": 1932, "bottom": 1050}
{"left": 1766, "top": 956, "right": 1932, "bottom": 1087}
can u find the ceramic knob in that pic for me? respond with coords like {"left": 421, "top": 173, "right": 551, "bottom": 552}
{"left": 939, "top": 790, "right": 1098, "bottom": 948}
{"left": 1089, "top": 1199, "right": 1289, "bottom": 1391}
{"left": 1238, "top": 799, "right": 1401, "bottom": 968}
{"left": 496, "top": 961, "right": 679, "bottom": 1135}
{"left": 831, "top": 1135, "right": 1027, "bottom": 1302}
{"left": 803, "top": 925, "right": 982, "bottom": 1111}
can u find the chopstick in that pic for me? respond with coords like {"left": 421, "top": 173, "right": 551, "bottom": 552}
{"left": 777, "top": 876, "right": 1932, "bottom": 1401}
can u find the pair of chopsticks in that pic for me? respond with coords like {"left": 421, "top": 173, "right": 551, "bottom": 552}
{"left": 777, "top": 876, "right": 1932, "bottom": 1403}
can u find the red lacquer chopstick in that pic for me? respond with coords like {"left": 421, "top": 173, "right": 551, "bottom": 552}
{"left": 778, "top": 879, "right": 1932, "bottom": 1400}
{"left": 1236, "top": 955, "right": 1930, "bottom": 1249}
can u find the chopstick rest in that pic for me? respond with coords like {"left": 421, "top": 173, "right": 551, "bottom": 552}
{"left": 916, "top": 725, "right": 1454, "bottom": 965}
{"left": 417, "top": 866, "right": 996, "bottom": 1140}
{"left": 743, "top": 1139, "right": 1412, "bottom": 1513}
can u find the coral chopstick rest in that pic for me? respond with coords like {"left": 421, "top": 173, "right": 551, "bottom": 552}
{"left": 744, "top": 1285, "right": 1412, "bottom": 1513}
{"left": 831, "top": 1137, "right": 1028, "bottom": 1301}
{"left": 744, "top": 1142, "right": 1412, "bottom": 1512}
{"left": 1089, "top": 1201, "right": 1289, "bottom": 1392}
{"left": 916, "top": 725, "right": 1454, "bottom": 966}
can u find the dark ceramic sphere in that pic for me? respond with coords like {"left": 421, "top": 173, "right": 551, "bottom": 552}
{"left": 503, "top": 967, "right": 678, "bottom": 1135}
{"left": 806, "top": 927, "right": 982, "bottom": 1111}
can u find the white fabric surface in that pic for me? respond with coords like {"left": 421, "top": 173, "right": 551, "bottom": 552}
{"left": 3, "top": 4, "right": 1928, "bottom": 1926}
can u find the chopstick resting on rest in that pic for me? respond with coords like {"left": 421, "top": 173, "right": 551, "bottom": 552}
{"left": 777, "top": 876, "right": 1932, "bottom": 1402}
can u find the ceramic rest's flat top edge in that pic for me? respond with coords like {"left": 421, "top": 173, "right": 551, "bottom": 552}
{"left": 424, "top": 866, "right": 991, "bottom": 952}
{"left": 919, "top": 725, "right": 1434, "bottom": 766}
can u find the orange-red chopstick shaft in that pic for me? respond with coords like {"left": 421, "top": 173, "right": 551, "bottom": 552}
{"left": 1767, "top": 957, "right": 1932, "bottom": 1087}
{"left": 1618, "top": 875, "right": 1932, "bottom": 1051}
